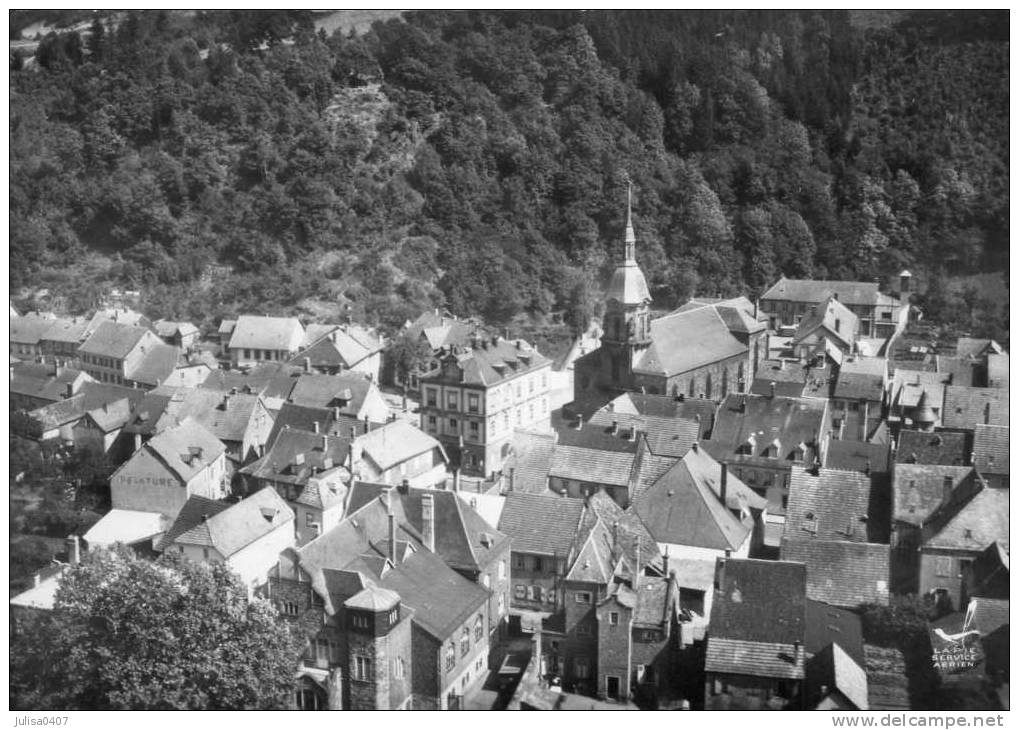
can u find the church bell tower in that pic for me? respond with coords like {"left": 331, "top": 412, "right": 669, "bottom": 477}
{"left": 600, "top": 183, "right": 653, "bottom": 388}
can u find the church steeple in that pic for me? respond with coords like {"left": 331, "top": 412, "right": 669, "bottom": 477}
{"left": 624, "top": 180, "right": 636, "bottom": 264}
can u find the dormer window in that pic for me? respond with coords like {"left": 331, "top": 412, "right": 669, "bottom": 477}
{"left": 740, "top": 435, "right": 756, "bottom": 456}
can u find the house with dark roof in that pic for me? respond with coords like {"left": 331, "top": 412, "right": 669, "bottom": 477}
{"left": 227, "top": 314, "right": 305, "bottom": 367}
{"left": 832, "top": 355, "right": 888, "bottom": 442}
{"left": 918, "top": 476, "right": 1008, "bottom": 612}
{"left": 10, "top": 360, "right": 93, "bottom": 411}
{"left": 759, "top": 274, "right": 908, "bottom": 339}
{"left": 502, "top": 429, "right": 557, "bottom": 494}
{"left": 271, "top": 490, "right": 493, "bottom": 709}
{"left": 418, "top": 337, "right": 552, "bottom": 479}
{"left": 986, "top": 352, "right": 1008, "bottom": 389}
{"left": 71, "top": 397, "right": 134, "bottom": 455}
{"left": 77, "top": 320, "right": 167, "bottom": 387}
{"left": 573, "top": 200, "right": 765, "bottom": 412}
{"left": 548, "top": 419, "right": 644, "bottom": 507}
{"left": 594, "top": 391, "right": 716, "bottom": 439}
{"left": 385, "top": 309, "right": 481, "bottom": 391}
{"left": 963, "top": 542, "right": 1009, "bottom": 601}
{"left": 704, "top": 558, "right": 808, "bottom": 710}
{"left": 631, "top": 444, "right": 766, "bottom": 629}
{"left": 972, "top": 424, "right": 1008, "bottom": 487}
{"left": 16, "top": 382, "right": 144, "bottom": 443}
{"left": 824, "top": 439, "right": 891, "bottom": 476}
{"left": 238, "top": 428, "right": 353, "bottom": 546}
{"left": 895, "top": 429, "right": 971, "bottom": 467}
{"left": 805, "top": 642, "right": 869, "bottom": 710}
{"left": 83, "top": 307, "right": 152, "bottom": 338}
{"left": 751, "top": 359, "right": 811, "bottom": 398}
{"left": 157, "top": 487, "right": 295, "bottom": 592}
{"left": 10, "top": 312, "right": 59, "bottom": 357}
{"left": 347, "top": 482, "right": 511, "bottom": 643}
{"left": 779, "top": 466, "right": 890, "bottom": 608}
{"left": 290, "top": 324, "right": 384, "bottom": 380}
{"left": 288, "top": 372, "right": 392, "bottom": 424}
{"left": 941, "top": 386, "right": 1009, "bottom": 430}
{"left": 38, "top": 315, "right": 90, "bottom": 360}
{"left": 704, "top": 392, "right": 829, "bottom": 523}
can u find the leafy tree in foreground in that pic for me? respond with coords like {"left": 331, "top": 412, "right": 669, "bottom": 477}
{"left": 11, "top": 545, "right": 302, "bottom": 710}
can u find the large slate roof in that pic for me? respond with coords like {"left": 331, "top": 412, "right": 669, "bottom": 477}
{"left": 498, "top": 492, "right": 586, "bottom": 557}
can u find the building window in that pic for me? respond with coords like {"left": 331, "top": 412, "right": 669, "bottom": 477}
{"left": 609, "top": 612, "right": 619, "bottom": 626}
{"left": 482, "top": 573, "right": 490, "bottom": 589}
{"left": 244, "top": 349, "right": 251, "bottom": 360}
{"left": 427, "top": 415, "right": 437, "bottom": 430}
{"left": 445, "top": 642, "right": 455, "bottom": 671}
{"left": 447, "top": 392, "right": 458, "bottom": 410}
{"left": 575, "top": 591, "right": 592, "bottom": 604}
{"left": 426, "top": 389, "right": 437, "bottom": 407}
{"left": 305, "top": 513, "right": 315, "bottom": 526}
{"left": 532, "top": 556, "right": 543, "bottom": 572}
{"left": 515, "top": 584, "right": 526, "bottom": 599}
{"left": 394, "top": 657, "right": 406, "bottom": 679}
{"left": 498, "top": 593, "right": 505, "bottom": 615}
{"left": 498, "top": 560, "right": 506, "bottom": 581}
{"left": 515, "top": 555, "right": 526, "bottom": 571}
{"left": 935, "top": 557, "right": 953, "bottom": 577}
{"left": 281, "top": 601, "right": 299, "bottom": 616}
{"left": 468, "top": 393, "right": 480, "bottom": 413}
{"left": 389, "top": 608, "right": 399, "bottom": 625}
{"left": 352, "top": 614, "right": 369, "bottom": 630}
{"left": 528, "top": 585, "right": 541, "bottom": 601}
{"left": 575, "top": 658, "right": 590, "bottom": 679}
{"left": 475, "top": 615, "right": 484, "bottom": 642}
{"left": 469, "top": 421, "right": 479, "bottom": 438}
{"left": 450, "top": 418, "right": 458, "bottom": 432}
{"left": 460, "top": 626, "right": 470, "bottom": 657}
{"left": 353, "top": 655, "right": 371, "bottom": 681}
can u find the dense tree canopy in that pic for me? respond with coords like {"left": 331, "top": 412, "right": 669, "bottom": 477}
{"left": 10, "top": 545, "right": 302, "bottom": 710}
{"left": 9, "top": 10, "right": 1008, "bottom": 343}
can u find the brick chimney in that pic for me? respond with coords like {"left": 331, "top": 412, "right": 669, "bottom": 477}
{"left": 720, "top": 463, "right": 728, "bottom": 505}
{"left": 421, "top": 492, "right": 435, "bottom": 552}
{"left": 303, "top": 357, "right": 311, "bottom": 373}
{"left": 794, "top": 640, "right": 804, "bottom": 668}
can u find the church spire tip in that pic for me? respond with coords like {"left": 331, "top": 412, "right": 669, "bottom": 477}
{"left": 624, "top": 178, "right": 636, "bottom": 261}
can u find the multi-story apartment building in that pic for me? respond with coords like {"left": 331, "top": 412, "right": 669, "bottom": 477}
{"left": 418, "top": 337, "right": 551, "bottom": 478}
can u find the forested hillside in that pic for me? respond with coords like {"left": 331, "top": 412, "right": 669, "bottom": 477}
{"left": 9, "top": 10, "right": 1009, "bottom": 341}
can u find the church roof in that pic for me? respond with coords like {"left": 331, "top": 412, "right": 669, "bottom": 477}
{"left": 606, "top": 262, "right": 651, "bottom": 306}
{"left": 635, "top": 306, "right": 747, "bottom": 378}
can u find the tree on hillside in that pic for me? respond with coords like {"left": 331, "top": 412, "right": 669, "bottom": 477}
{"left": 10, "top": 546, "right": 303, "bottom": 710}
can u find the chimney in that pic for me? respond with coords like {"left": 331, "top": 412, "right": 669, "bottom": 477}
{"left": 611, "top": 420, "right": 619, "bottom": 435}
{"left": 628, "top": 427, "right": 637, "bottom": 442}
{"left": 66, "top": 535, "right": 81, "bottom": 565}
{"left": 388, "top": 511, "right": 398, "bottom": 564}
{"left": 942, "top": 475, "right": 953, "bottom": 505}
{"left": 33, "top": 573, "right": 41, "bottom": 588}
{"left": 421, "top": 492, "right": 435, "bottom": 552}
{"left": 574, "top": 417, "right": 583, "bottom": 430}
{"left": 303, "top": 357, "right": 311, "bottom": 373}
{"left": 662, "top": 547, "right": 670, "bottom": 577}
{"left": 349, "top": 426, "right": 356, "bottom": 439}
{"left": 691, "top": 441, "right": 699, "bottom": 453}
{"left": 364, "top": 415, "right": 369, "bottom": 433}
{"left": 769, "top": 382, "right": 776, "bottom": 398}
{"left": 65, "top": 382, "right": 74, "bottom": 398}
{"left": 794, "top": 640, "right": 804, "bottom": 667}
{"left": 334, "top": 406, "right": 341, "bottom": 422}
{"left": 899, "top": 270, "right": 912, "bottom": 304}
{"left": 720, "top": 463, "right": 728, "bottom": 505}
{"left": 320, "top": 434, "right": 328, "bottom": 452}
{"left": 984, "top": 401, "right": 991, "bottom": 425}
{"left": 452, "top": 468, "right": 460, "bottom": 493}
{"left": 508, "top": 467, "right": 515, "bottom": 492}
{"left": 398, "top": 478, "right": 410, "bottom": 494}
{"left": 313, "top": 421, "right": 320, "bottom": 434}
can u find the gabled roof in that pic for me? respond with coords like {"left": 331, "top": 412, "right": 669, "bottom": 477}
{"left": 955, "top": 337, "right": 1003, "bottom": 359}
{"left": 126, "top": 342, "right": 181, "bottom": 387}
{"left": 83, "top": 397, "right": 133, "bottom": 433}
{"left": 895, "top": 430, "right": 969, "bottom": 467}
{"left": 889, "top": 370, "right": 951, "bottom": 412}
{"left": 30, "top": 382, "right": 144, "bottom": 430}
{"left": 587, "top": 409, "right": 699, "bottom": 458}
{"left": 809, "top": 642, "right": 869, "bottom": 710}
{"left": 84, "top": 307, "right": 151, "bottom": 337}
{"left": 785, "top": 466, "right": 880, "bottom": 542}
{"left": 201, "top": 362, "right": 300, "bottom": 401}
{"left": 293, "top": 325, "right": 383, "bottom": 369}
{"left": 706, "top": 393, "right": 827, "bottom": 466}
{"left": 153, "top": 320, "right": 199, "bottom": 339}
{"left": 631, "top": 574, "right": 678, "bottom": 628}
{"left": 228, "top": 315, "right": 304, "bottom": 352}
{"left": 78, "top": 320, "right": 153, "bottom": 359}
{"left": 834, "top": 357, "right": 887, "bottom": 402}
{"left": 150, "top": 387, "right": 265, "bottom": 445}
{"left": 504, "top": 430, "right": 556, "bottom": 494}
{"left": 967, "top": 542, "right": 1009, "bottom": 600}
{"left": 565, "top": 518, "right": 614, "bottom": 584}
{"left": 972, "top": 424, "right": 1008, "bottom": 475}
{"left": 355, "top": 420, "right": 442, "bottom": 472}
{"left": 299, "top": 497, "right": 489, "bottom": 639}
{"left": 710, "top": 558, "right": 807, "bottom": 646}
{"left": 265, "top": 401, "right": 378, "bottom": 449}
{"left": 140, "top": 417, "right": 226, "bottom": 484}
{"left": 161, "top": 488, "right": 292, "bottom": 557}
{"left": 405, "top": 310, "right": 476, "bottom": 351}
{"left": 986, "top": 352, "right": 1009, "bottom": 388}
{"left": 805, "top": 599, "right": 865, "bottom": 666}
{"left": 10, "top": 362, "right": 90, "bottom": 402}
{"left": 751, "top": 359, "right": 810, "bottom": 398}
{"left": 921, "top": 479, "right": 1009, "bottom": 553}
{"left": 39, "top": 316, "right": 89, "bottom": 345}
{"left": 549, "top": 444, "right": 634, "bottom": 487}
{"left": 603, "top": 392, "right": 716, "bottom": 437}
{"left": 346, "top": 483, "right": 509, "bottom": 573}
{"left": 781, "top": 539, "right": 889, "bottom": 608}
{"left": 288, "top": 372, "right": 375, "bottom": 413}
{"left": 635, "top": 306, "right": 746, "bottom": 377}
{"left": 154, "top": 495, "right": 230, "bottom": 550}
{"left": 824, "top": 440, "right": 891, "bottom": 475}
{"left": 941, "top": 386, "right": 1009, "bottom": 429}
{"left": 10, "top": 312, "right": 58, "bottom": 345}
{"left": 892, "top": 464, "right": 981, "bottom": 526}
{"left": 584, "top": 489, "right": 660, "bottom": 570}
{"left": 762, "top": 277, "right": 897, "bottom": 308}
{"left": 498, "top": 492, "right": 586, "bottom": 557}
{"left": 632, "top": 447, "right": 763, "bottom": 552}
{"left": 793, "top": 296, "right": 858, "bottom": 348}
{"left": 240, "top": 428, "right": 352, "bottom": 486}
